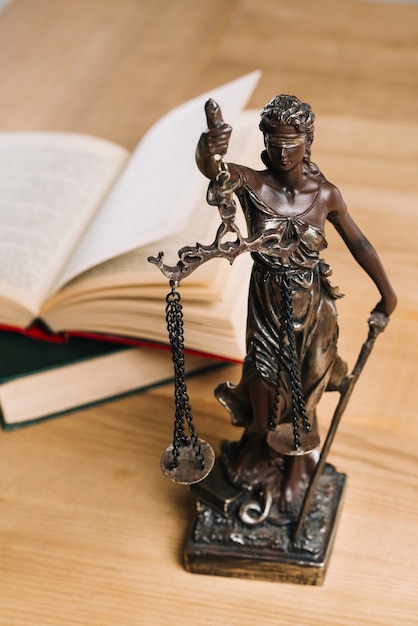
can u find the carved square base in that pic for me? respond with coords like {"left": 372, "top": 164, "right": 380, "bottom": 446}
{"left": 184, "top": 464, "right": 346, "bottom": 585}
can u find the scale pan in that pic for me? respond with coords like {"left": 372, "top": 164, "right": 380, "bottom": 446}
{"left": 161, "top": 439, "right": 215, "bottom": 485}
{"left": 267, "top": 422, "right": 320, "bottom": 456}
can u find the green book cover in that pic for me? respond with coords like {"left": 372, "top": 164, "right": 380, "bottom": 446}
{"left": 0, "top": 331, "right": 130, "bottom": 381}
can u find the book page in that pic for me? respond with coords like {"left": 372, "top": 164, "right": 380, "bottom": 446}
{"left": 48, "top": 198, "right": 225, "bottom": 300}
{"left": 0, "top": 133, "right": 129, "bottom": 316}
{"left": 55, "top": 71, "right": 261, "bottom": 289}
{"left": 42, "top": 197, "right": 246, "bottom": 316}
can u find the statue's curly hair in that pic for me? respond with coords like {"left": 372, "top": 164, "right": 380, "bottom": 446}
{"left": 260, "top": 95, "right": 314, "bottom": 132}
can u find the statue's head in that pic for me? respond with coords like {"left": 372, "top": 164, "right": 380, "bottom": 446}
{"left": 259, "top": 95, "right": 315, "bottom": 164}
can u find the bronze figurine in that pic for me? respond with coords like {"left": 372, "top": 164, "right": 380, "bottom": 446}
{"left": 149, "top": 94, "right": 396, "bottom": 584}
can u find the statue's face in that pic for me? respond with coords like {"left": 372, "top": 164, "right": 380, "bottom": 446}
{"left": 264, "top": 124, "right": 306, "bottom": 173}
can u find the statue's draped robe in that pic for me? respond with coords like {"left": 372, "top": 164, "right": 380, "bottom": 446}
{"left": 217, "top": 168, "right": 344, "bottom": 495}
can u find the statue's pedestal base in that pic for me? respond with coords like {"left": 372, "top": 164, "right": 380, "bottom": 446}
{"left": 184, "top": 462, "right": 346, "bottom": 585}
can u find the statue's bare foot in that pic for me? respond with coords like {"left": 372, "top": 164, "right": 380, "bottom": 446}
{"left": 214, "top": 382, "right": 250, "bottom": 427}
{"left": 221, "top": 435, "right": 274, "bottom": 490}
{"left": 279, "top": 451, "right": 319, "bottom": 516}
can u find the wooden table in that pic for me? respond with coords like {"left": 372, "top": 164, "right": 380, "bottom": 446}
{"left": 0, "top": 1, "right": 417, "bottom": 624}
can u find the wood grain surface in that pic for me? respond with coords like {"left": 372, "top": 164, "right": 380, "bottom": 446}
{"left": 0, "top": 1, "right": 417, "bottom": 624}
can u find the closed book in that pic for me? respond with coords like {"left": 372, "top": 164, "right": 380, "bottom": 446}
{"left": 0, "top": 331, "right": 224, "bottom": 429}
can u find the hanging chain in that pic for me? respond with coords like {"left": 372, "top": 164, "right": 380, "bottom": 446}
{"left": 269, "top": 267, "right": 311, "bottom": 451}
{"left": 268, "top": 303, "right": 286, "bottom": 432}
{"left": 165, "top": 282, "right": 205, "bottom": 470}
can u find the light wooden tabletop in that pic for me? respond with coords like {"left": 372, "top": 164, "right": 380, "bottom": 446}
{"left": 0, "top": 1, "right": 417, "bottom": 624}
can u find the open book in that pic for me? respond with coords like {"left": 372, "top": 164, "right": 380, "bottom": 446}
{"left": 0, "top": 72, "right": 261, "bottom": 361}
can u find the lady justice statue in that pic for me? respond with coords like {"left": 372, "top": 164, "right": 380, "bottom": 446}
{"left": 149, "top": 94, "right": 396, "bottom": 583}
